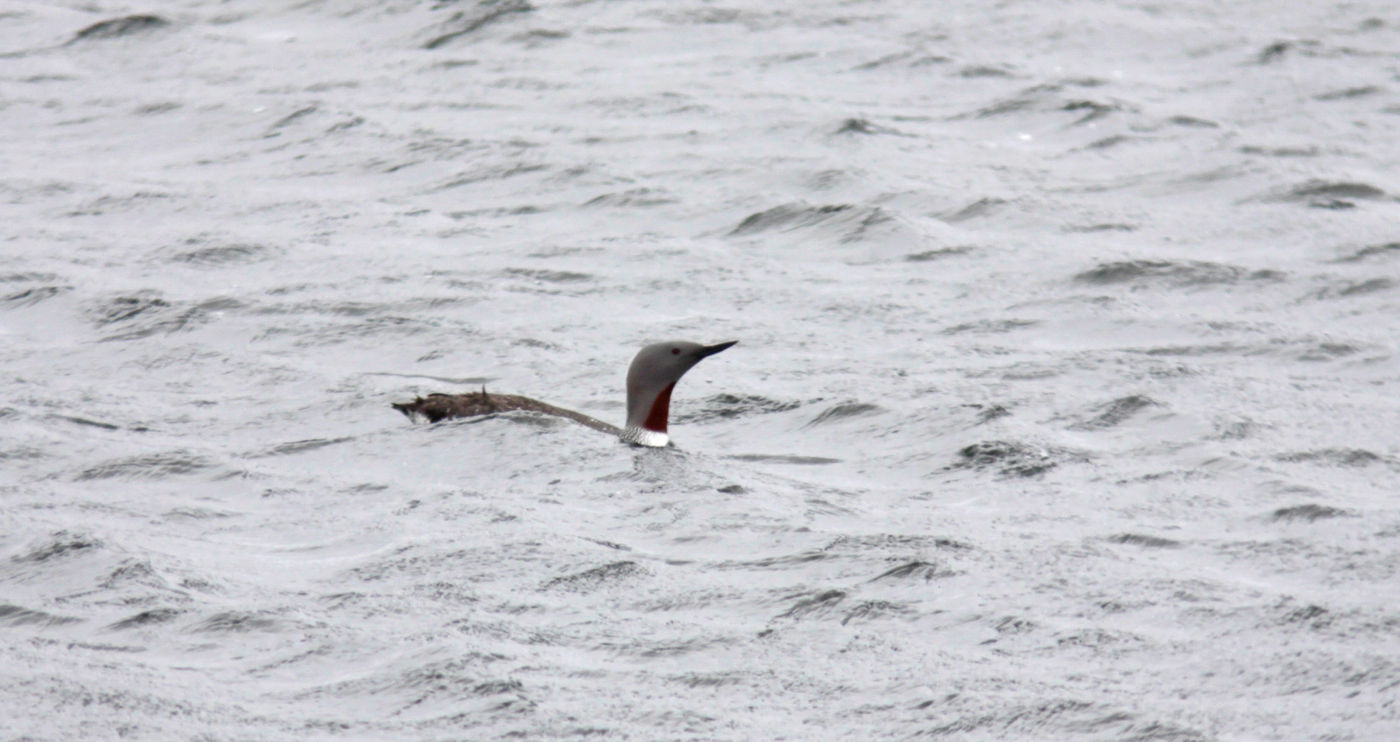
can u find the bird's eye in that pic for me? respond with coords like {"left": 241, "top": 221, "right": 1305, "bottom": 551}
{"left": 671, "top": 347, "right": 680, "bottom": 355}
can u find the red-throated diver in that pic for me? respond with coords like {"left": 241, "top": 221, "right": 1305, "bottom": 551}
{"left": 392, "top": 340, "right": 737, "bottom": 447}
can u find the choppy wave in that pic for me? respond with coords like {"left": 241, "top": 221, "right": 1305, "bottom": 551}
{"left": 2, "top": 0, "right": 1397, "bottom": 739}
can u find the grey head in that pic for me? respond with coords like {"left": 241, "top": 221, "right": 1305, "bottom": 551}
{"left": 622, "top": 339, "right": 737, "bottom": 447}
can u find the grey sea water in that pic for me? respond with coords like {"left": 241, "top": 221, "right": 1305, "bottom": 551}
{"left": 2, "top": 1, "right": 1398, "bottom": 739}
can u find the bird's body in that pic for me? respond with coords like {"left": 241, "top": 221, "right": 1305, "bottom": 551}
{"left": 392, "top": 340, "right": 736, "bottom": 447}
{"left": 391, "top": 389, "right": 622, "bottom": 436}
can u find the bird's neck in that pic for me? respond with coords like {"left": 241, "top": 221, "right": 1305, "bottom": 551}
{"left": 623, "top": 382, "right": 675, "bottom": 447}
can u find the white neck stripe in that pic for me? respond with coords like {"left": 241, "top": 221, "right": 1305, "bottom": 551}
{"left": 622, "top": 426, "right": 669, "bottom": 448}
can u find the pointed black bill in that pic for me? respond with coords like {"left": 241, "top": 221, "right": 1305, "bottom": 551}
{"left": 697, "top": 340, "right": 738, "bottom": 359}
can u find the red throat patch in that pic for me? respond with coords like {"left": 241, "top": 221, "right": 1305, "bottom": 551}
{"left": 642, "top": 383, "right": 676, "bottom": 433}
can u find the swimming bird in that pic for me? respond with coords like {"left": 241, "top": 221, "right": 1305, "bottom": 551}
{"left": 392, "top": 340, "right": 737, "bottom": 447}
